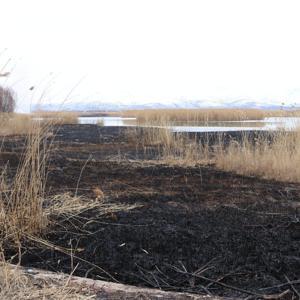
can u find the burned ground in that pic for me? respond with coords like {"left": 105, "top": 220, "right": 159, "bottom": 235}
{"left": 1, "top": 125, "right": 300, "bottom": 298}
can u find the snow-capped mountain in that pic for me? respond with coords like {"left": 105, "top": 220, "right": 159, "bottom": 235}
{"left": 32, "top": 99, "right": 299, "bottom": 112}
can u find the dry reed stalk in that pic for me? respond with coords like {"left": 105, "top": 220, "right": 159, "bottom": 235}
{"left": 0, "top": 120, "right": 50, "bottom": 246}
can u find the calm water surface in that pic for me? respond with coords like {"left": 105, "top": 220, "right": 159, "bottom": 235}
{"left": 78, "top": 116, "right": 300, "bottom": 132}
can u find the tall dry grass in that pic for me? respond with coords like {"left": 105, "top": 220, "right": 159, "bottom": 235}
{"left": 129, "top": 118, "right": 300, "bottom": 182}
{"left": 0, "top": 112, "right": 140, "bottom": 248}
{"left": 33, "top": 111, "right": 79, "bottom": 124}
{"left": 127, "top": 124, "right": 210, "bottom": 165}
{"left": 0, "top": 114, "right": 34, "bottom": 136}
{"left": 0, "top": 111, "right": 78, "bottom": 136}
{"left": 215, "top": 130, "right": 300, "bottom": 182}
{"left": 124, "top": 108, "right": 296, "bottom": 123}
{"left": 0, "top": 121, "right": 49, "bottom": 246}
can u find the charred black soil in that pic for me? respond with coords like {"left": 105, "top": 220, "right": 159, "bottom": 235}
{"left": 1, "top": 125, "right": 300, "bottom": 298}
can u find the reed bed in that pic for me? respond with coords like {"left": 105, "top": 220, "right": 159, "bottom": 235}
{"left": 0, "top": 111, "right": 79, "bottom": 136}
{"left": 124, "top": 108, "right": 300, "bottom": 124}
{"left": 0, "top": 114, "right": 34, "bottom": 136}
{"left": 215, "top": 130, "right": 300, "bottom": 182}
{"left": 33, "top": 111, "right": 79, "bottom": 124}
{"left": 127, "top": 124, "right": 211, "bottom": 165}
{"left": 128, "top": 117, "right": 300, "bottom": 182}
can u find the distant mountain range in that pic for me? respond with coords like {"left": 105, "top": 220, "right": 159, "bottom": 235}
{"left": 32, "top": 99, "right": 300, "bottom": 112}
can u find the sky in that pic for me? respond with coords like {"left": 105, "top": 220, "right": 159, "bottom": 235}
{"left": 1, "top": 0, "right": 300, "bottom": 111}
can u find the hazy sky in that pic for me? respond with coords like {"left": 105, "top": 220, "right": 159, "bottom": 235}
{"left": 1, "top": 0, "right": 300, "bottom": 111}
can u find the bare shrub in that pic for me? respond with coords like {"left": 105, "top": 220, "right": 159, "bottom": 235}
{"left": 0, "top": 86, "right": 16, "bottom": 113}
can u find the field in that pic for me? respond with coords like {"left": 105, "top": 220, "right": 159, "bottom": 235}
{"left": 0, "top": 119, "right": 300, "bottom": 299}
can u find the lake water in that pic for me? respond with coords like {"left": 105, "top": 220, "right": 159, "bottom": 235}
{"left": 78, "top": 116, "right": 300, "bottom": 132}
{"left": 78, "top": 117, "right": 136, "bottom": 126}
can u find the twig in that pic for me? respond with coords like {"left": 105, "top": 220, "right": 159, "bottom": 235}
{"left": 166, "top": 263, "right": 262, "bottom": 297}
{"left": 205, "top": 272, "right": 247, "bottom": 289}
{"left": 177, "top": 261, "right": 213, "bottom": 296}
{"left": 26, "top": 234, "right": 119, "bottom": 283}
{"left": 75, "top": 155, "right": 92, "bottom": 197}
{"left": 284, "top": 275, "right": 300, "bottom": 298}
{"left": 151, "top": 272, "right": 161, "bottom": 289}
{"left": 260, "top": 280, "right": 300, "bottom": 291}
{"left": 261, "top": 289, "right": 292, "bottom": 299}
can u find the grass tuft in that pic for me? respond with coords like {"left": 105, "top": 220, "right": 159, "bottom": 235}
{"left": 0, "top": 121, "right": 49, "bottom": 246}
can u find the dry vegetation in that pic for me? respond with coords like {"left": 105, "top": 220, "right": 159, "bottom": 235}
{"left": 128, "top": 119, "right": 300, "bottom": 182}
{"left": 0, "top": 111, "right": 79, "bottom": 136}
{"left": 124, "top": 108, "right": 299, "bottom": 123}
{"left": 124, "top": 109, "right": 300, "bottom": 182}
{"left": 0, "top": 121, "right": 138, "bottom": 244}
{"left": 1, "top": 106, "right": 300, "bottom": 295}
{"left": 216, "top": 130, "right": 300, "bottom": 182}
{"left": 33, "top": 111, "right": 79, "bottom": 124}
{"left": 128, "top": 125, "right": 210, "bottom": 165}
{"left": 0, "top": 106, "right": 300, "bottom": 297}
{"left": 0, "top": 114, "right": 34, "bottom": 135}
{"left": 0, "top": 122, "right": 50, "bottom": 246}
{"left": 0, "top": 115, "right": 139, "bottom": 296}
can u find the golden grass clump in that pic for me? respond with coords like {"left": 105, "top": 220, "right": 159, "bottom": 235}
{"left": 215, "top": 130, "right": 300, "bottom": 182}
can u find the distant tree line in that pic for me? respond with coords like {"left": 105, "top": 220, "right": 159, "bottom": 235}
{"left": 0, "top": 86, "right": 16, "bottom": 112}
